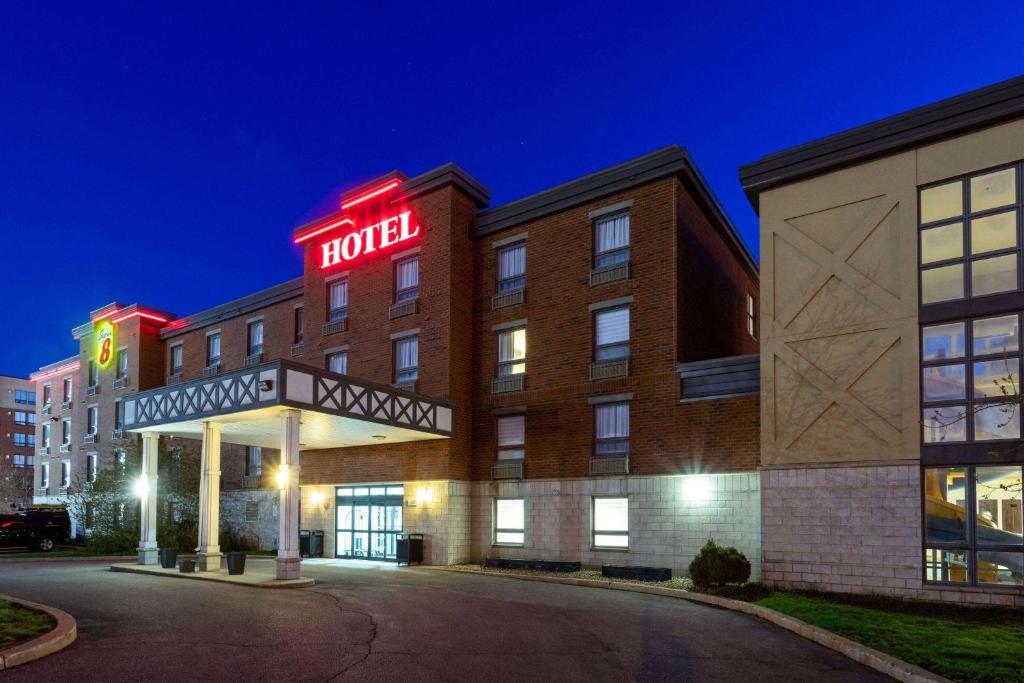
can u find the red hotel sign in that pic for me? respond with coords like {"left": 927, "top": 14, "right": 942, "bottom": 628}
{"left": 318, "top": 210, "right": 420, "bottom": 270}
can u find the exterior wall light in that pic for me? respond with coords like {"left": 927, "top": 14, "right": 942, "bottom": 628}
{"left": 276, "top": 466, "right": 288, "bottom": 489}
{"left": 416, "top": 486, "right": 433, "bottom": 506}
{"left": 681, "top": 475, "right": 712, "bottom": 503}
{"left": 133, "top": 475, "right": 148, "bottom": 499}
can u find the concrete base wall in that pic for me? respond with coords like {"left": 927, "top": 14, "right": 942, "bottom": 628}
{"left": 471, "top": 473, "right": 761, "bottom": 578}
{"left": 761, "top": 464, "right": 1024, "bottom": 608}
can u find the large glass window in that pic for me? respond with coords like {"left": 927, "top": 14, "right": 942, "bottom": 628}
{"left": 595, "top": 402, "right": 629, "bottom": 456}
{"left": 924, "top": 465, "right": 1023, "bottom": 586}
{"left": 595, "top": 306, "right": 630, "bottom": 361}
{"left": 593, "top": 497, "right": 628, "bottom": 548}
{"left": 328, "top": 280, "right": 348, "bottom": 321}
{"left": 594, "top": 213, "right": 630, "bottom": 269}
{"left": 247, "top": 320, "right": 264, "bottom": 356}
{"left": 922, "top": 314, "right": 1021, "bottom": 443}
{"left": 496, "top": 415, "right": 525, "bottom": 460}
{"left": 394, "top": 336, "right": 418, "bottom": 383}
{"left": 497, "top": 327, "right": 526, "bottom": 376}
{"left": 497, "top": 241, "right": 526, "bottom": 293}
{"left": 395, "top": 256, "right": 419, "bottom": 303}
{"left": 919, "top": 164, "right": 1021, "bottom": 304}
{"left": 494, "top": 498, "right": 525, "bottom": 545}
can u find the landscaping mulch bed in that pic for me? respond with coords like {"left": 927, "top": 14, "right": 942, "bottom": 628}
{"left": 447, "top": 563, "right": 693, "bottom": 591}
{"left": 0, "top": 600, "right": 55, "bottom": 649}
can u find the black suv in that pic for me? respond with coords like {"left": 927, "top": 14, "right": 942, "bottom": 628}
{"left": 0, "top": 506, "right": 71, "bottom": 552}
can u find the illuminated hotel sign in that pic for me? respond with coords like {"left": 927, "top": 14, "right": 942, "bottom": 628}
{"left": 293, "top": 179, "right": 419, "bottom": 271}
{"left": 96, "top": 320, "right": 114, "bottom": 369}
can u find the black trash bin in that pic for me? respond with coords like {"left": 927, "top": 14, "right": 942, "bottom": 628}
{"left": 178, "top": 559, "right": 196, "bottom": 573}
{"left": 226, "top": 551, "right": 247, "bottom": 575}
{"left": 299, "top": 530, "right": 311, "bottom": 558}
{"left": 309, "top": 530, "right": 324, "bottom": 558}
{"left": 396, "top": 533, "right": 424, "bottom": 566}
{"left": 158, "top": 548, "right": 178, "bottom": 569}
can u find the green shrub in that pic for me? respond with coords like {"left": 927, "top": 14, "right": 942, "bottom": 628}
{"left": 220, "top": 524, "right": 258, "bottom": 552}
{"left": 688, "top": 539, "right": 751, "bottom": 589}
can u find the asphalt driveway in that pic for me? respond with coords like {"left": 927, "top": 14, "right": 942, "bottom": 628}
{"left": 0, "top": 559, "right": 888, "bottom": 681}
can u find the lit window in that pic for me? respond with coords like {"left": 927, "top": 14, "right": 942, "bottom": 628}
{"left": 395, "top": 256, "right": 419, "bottom": 303}
{"left": 497, "top": 327, "right": 526, "bottom": 376}
{"left": 394, "top": 336, "right": 418, "bottom": 384}
{"left": 747, "top": 294, "right": 757, "bottom": 339}
{"left": 595, "top": 306, "right": 629, "bottom": 361}
{"left": 494, "top": 498, "right": 524, "bottom": 545}
{"left": 595, "top": 402, "right": 629, "bottom": 456}
{"left": 327, "top": 350, "right": 348, "bottom": 374}
{"left": 170, "top": 345, "right": 183, "bottom": 375}
{"left": 15, "top": 389, "right": 35, "bottom": 405}
{"left": 594, "top": 213, "right": 630, "bottom": 269}
{"left": 593, "top": 497, "right": 628, "bottom": 548}
{"left": 248, "top": 320, "right": 264, "bottom": 357}
{"left": 328, "top": 280, "right": 348, "bottom": 322}
{"left": 497, "top": 242, "right": 526, "bottom": 293}
{"left": 207, "top": 333, "right": 221, "bottom": 366}
{"left": 14, "top": 411, "right": 27, "bottom": 425}
{"left": 496, "top": 415, "right": 525, "bottom": 460}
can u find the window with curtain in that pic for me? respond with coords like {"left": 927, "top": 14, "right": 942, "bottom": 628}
{"left": 327, "top": 350, "right": 348, "bottom": 374}
{"left": 497, "top": 327, "right": 526, "bottom": 376}
{"left": 61, "top": 419, "right": 71, "bottom": 445}
{"left": 42, "top": 424, "right": 50, "bottom": 448}
{"left": 170, "top": 345, "right": 183, "bottom": 374}
{"left": 595, "top": 306, "right": 630, "bottom": 360}
{"left": 294, "top": 307, "right": 304, "bottom": 344}
{"left": 246, "top": 447, "right": 262, "bottom": 476}
{"left": 594, "top": 213, "right": 630, "bottom": 268}
{"left": 42, "top": 384, "right": 51, "bottom": 406}
{"left": 116, "top": 349, "right": 128, "bottom": 378}
{"left": 395, "top": 256, "right": 419, "bottom": 303}
{"left": 40, "top": 463, "right": 49, "bottom": 488}
{"left": 61, "top": 461, "right": 70, "bottom": 487}
{"left": 87, "top": 406, "right": 97, "bottom": 435}
{"left": 88, "top": 359, "right": 98, "bottom": 387}
{"left": 87, "top": 453, "right": 97, "bottom": 482}
{"left": 595, "top": 402, "right": 629, "bottom": 456}
{"left": 248, "top": 320, "right": 264, "bottom": 356}
{"left": 394, "top": 336, "right": 418, "bottom": 383}
{"left": 497, "top": 242, "right": 526, "bottom": 293}
{"left": 63, "top": 377, "right": 72, "bottom": 402}
{"left": 496, "top": 414, "right": 525, "bottom": 460}
{"left": 207, "top": 333, "right": 221, "bottom": 366}
{"left": 328, "top": 280, "right": 349, "bottom": 321}
{"left": 593, "top": 497, "right": 628, "bottom": 548}
{"left": 494, "top": 498, "right": 525, "bottom": 545}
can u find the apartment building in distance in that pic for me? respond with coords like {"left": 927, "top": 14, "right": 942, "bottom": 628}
{"left": 741, "top": 75, "right": 1024, "bottom": 607}
{"left": 33, "top": 145, "right": 760, "bottom": 577}
{"left": 0, "top": 375, "right": 36, "bottom": 510}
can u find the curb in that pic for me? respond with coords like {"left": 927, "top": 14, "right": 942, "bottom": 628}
{"left": 109, "top": 563, "right": 315, "bottom": 589}
{"left": 0, "top": 555, "right": 136, "bottom": 563}
{"left": 419, "top": 567, "right": 950, "bottom": 683}
{"left": 0, "top": 595, "right": 77, "bottom": 671}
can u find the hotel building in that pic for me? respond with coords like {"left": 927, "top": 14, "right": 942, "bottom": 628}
{"left": 32, "top": 146, "right": 760, "bottom": 577}
{"left": 0, "top": 375, "right": 36, "bottom": 510}
{"left": 741, "top": 75, "right": 1024, "bottom": 607}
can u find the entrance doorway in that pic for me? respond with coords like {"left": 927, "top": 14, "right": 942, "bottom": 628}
{"left": 335, "top": 485, "right": 404, "bottom": 560}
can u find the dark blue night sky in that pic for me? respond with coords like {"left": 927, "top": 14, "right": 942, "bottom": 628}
{"left": 3, "top": 2, "right": 1023, "bottom": 377}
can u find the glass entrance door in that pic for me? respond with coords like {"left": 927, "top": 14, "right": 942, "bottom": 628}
{"left": 336, "top": 485, "right": 404, "bottom": 560}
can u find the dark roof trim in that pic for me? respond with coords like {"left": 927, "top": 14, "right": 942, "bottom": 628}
{"left": 474, "top": 145, "right": 758, "bottom": 277}
{"left": 160, "top": 277, "right": 303, "bottom": 340}
{"left": 739, "top": 76, "right": 1024, "bottom": 212}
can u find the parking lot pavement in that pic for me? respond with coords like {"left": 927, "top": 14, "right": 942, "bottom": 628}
{"left": 0, "top": 560, "right": 889, "bottom": 681}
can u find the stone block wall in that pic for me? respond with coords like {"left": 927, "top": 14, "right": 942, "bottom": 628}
{"left": 220, "top": 489, "right": 280, "bottom": 550}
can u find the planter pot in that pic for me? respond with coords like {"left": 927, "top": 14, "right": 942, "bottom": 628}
{"left": 158, "top": 548, "right": 178, "bottom": 569}
{"left": 178, "top": 559, "right": 196, "bottom": 574}
{"left": 225, "top": 551, "right": 247, "bottom": 575}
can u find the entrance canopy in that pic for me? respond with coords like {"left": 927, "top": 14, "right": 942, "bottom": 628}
{"left": 122, "top": 359, "right": 453, "bottom": 448}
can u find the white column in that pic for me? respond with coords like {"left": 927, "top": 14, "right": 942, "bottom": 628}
{"left": 197, "top": 421, "right": 222, "bottom": 571}
{"left": 277, "top": 409, "right": 301, "bottom": 580}
{"left": 137, "top": 432, "right": 160, "bottom": 565}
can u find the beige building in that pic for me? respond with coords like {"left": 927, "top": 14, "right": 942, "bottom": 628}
{"left": 741, "top": 76, "right": 1024, "bottom": 607}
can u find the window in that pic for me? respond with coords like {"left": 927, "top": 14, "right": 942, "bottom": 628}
{"left": 87, "top": 406, "right": 98, "bottom": 435}
{"left": 12, "top": 454, "right": 31, "bottom": 468}
{"left": 919, "top": 164, "right": 1021, "bottom": 304}
{"left": 116, "top": 348, "right": 128, "bottom": 379}
{"left": 594, "top": 213, "right": 630, "bottom": 268}
{"left": 114, "top": 400, "right": 124, "bottom": 430}
{"left": 924, "top": 465, "right": 1022, "bottom": 586}
{"left": 170, "top": 345, "right": 183, "bottom": 375}
{"left": 294, "top": 307, "right": 304, "bottom": 344}
{"left": 246, "top": 447, "right": 262, "bottom": 476}
{"left": 207, "top": 333, "right": 221, "bottom": 367}
{"left": 595, "top": 306, "right": 630, "bottom": 361}
{"left": 328, "top": 280, "right": 348, "bottom": 322}
{"left": 42, "top": 384, "right": 51, "bottom": 407}
{"left": 395, "top": 256, "right": 419, "bottom": 303}
{"left": 60, "top": 461, "right": 70, "bottom": 488}
{"left": 497, "top": 241, "right": 526, "bottom": 293}
{"left": 747, "top": 294, "right": 757, "bottom": 339}
{"left": 496, "top": 415, "right": 525, "bottom": 460}
{"left": 88, "top": 360, "right": 98, "bottom": 387}
{"left": 14, "top": 434, "right": 27, "bottom": 446}
{"left": 15, "top": 389, "right": 34, "bottom": 405}
{"left": 14, "top": 411, "right": 28, "bottom": 425}
{"left": 595, "top": 402, "right": 629, "bottom": 456}
{"left": 593, "top": 497, "right": 628, "bottom": 548}
{"left": 921, "top": 314, "right": 1020, "bottom": 443}
{"left": 247, "top": 320, "right": 264, "bottom": 357}
{"left": 394, "top": 336, "right": 418, "bottom": 383}
{"left": 494, "top": 498, "right": 525, "bottom": 545}
{"left": 27, "top": 434, "right": 35, "bottom": 447}
{"left": 61, "top": 419, "right": 71, "bottom": 446}
{"left": 40, "top": 463, "right": 49, "bottom": 489}
{"left": 42, "top": 424, "right": 50, "bottom": 448}
{"left": 497, "top": 327, "right": 526, "bottom": 376}
{"left": 62, "top": 377, "right": 72, "bottom": 403}
{"left": 87, "top": 453, "right": 97, "bottom": 483}
{"left": 327, "top": 350, "right": 348, "bottom": 374}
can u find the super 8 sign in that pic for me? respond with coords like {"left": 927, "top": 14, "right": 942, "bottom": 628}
{"left": 96, "top": 321, "right": 114, "bottom": 368}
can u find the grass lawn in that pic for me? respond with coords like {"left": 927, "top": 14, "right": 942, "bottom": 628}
{"left": 756, "top": 592, "right": 1024, "bottom": 682}
{"left": 0, "top": 600, "right": 55, "bottom": 649}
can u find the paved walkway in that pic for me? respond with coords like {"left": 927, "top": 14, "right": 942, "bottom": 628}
{"left": 0, "top": 560, "right": 889, "bottom": 681}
